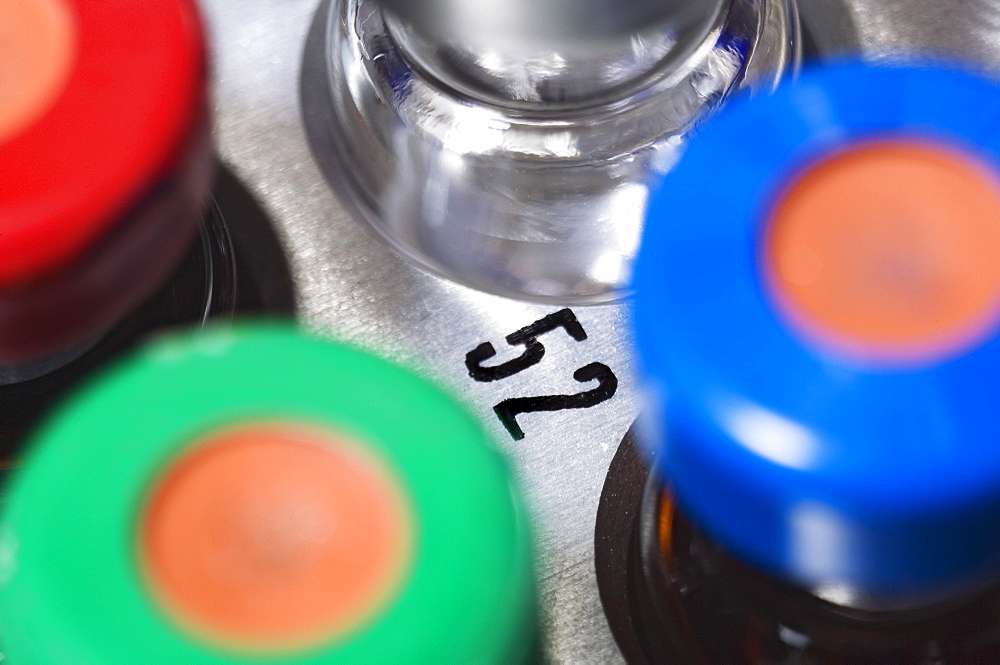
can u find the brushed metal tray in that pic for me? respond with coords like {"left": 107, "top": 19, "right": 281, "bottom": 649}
{"left": 198, "top": 1, "right": 1000, "bottom": 660}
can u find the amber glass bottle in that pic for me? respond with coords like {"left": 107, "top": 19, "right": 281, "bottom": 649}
{"left": 636, "top": 488, "right": 1000, "bottom": 664}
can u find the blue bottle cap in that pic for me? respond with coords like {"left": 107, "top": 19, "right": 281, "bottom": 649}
{"left": 633, "top": 62, "right": 1000, "bottom": 606}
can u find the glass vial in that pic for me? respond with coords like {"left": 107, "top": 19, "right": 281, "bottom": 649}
{"left": 631, "top": 62, "right": 1000, "bottom": 664}
{"left": 0, "top": 0, "right": 238, "bottom": 449}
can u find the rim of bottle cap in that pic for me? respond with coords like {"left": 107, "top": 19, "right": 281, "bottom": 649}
{"left": 634, "top": 63, "right": 1000, "bottom": 601}
{"left": 0, "top": 0, "right": 206, "bottom": 287}
{"left": 0, "top": 325, "right": 536, "bottom": 663}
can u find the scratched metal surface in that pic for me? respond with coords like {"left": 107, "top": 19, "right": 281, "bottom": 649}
{"left": 199, "top": 1, "right": 1000, "bottom": 662}
{"left": 801, "top": 0, "right": 1000, "bottom": 69}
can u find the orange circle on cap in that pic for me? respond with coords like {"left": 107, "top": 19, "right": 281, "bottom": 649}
{"left": 764, "top": 140, "right": 1000, "bottom": 362}
{"left": 139, "top": 423, "right": 413, "bottom": 654}
{"left": 0, "top": 0, "right": 77, "bottom": 144}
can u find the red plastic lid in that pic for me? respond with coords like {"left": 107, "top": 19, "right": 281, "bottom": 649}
{"left": 0, "top": 0, "right": 206, "bottom": 288}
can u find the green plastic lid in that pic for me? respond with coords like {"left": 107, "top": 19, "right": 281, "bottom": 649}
{"left": 0, "top": 324, "right": 536, "bottom": 663}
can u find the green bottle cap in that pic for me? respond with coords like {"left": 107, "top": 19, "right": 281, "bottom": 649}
{"left": 0, "top": 324, "right": 536, "bottom": 663}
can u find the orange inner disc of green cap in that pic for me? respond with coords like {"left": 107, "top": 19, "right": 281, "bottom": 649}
{"left": 0, "top": 0, "right": 77, "bottom": 144}
{"left": 764, "top": 140, "right": 1000, "bottom": 361}
{"left": 139, "top": 423, "right": 413, "bottom": 655}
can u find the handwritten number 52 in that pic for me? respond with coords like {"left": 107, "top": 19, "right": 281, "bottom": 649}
{"left": 466, "top": 309, "right": 618, "bottom": 440}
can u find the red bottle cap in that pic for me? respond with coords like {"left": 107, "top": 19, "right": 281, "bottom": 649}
{"left": 0, "top": 0, "right": 206, "bottom": 288}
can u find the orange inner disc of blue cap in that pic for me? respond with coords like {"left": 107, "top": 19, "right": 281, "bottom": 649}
{"left": 764, "top": 140, "right": 1000, "bottom": 362}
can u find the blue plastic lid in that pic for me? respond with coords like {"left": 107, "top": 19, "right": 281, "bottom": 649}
{"left": 633, "top": 62, "right": 1000, "bottom": 605}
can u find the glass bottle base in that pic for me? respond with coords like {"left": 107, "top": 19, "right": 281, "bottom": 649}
{"left": 306, "top": 0, "right": 799, "bottom": 303}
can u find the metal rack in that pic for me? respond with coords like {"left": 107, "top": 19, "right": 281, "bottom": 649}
{"left": 200, "top": 1, "right": 1000, "bottom": 660}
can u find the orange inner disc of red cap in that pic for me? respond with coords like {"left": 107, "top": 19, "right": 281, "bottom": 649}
{"left": 139, "top": 423, "right": 413, "bottom": 654}
{"left": 0, "top": 0, "right": 77, "bottom": 144}
{"left": 764, "top": 140, "right": 1000, "bottom": 362}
